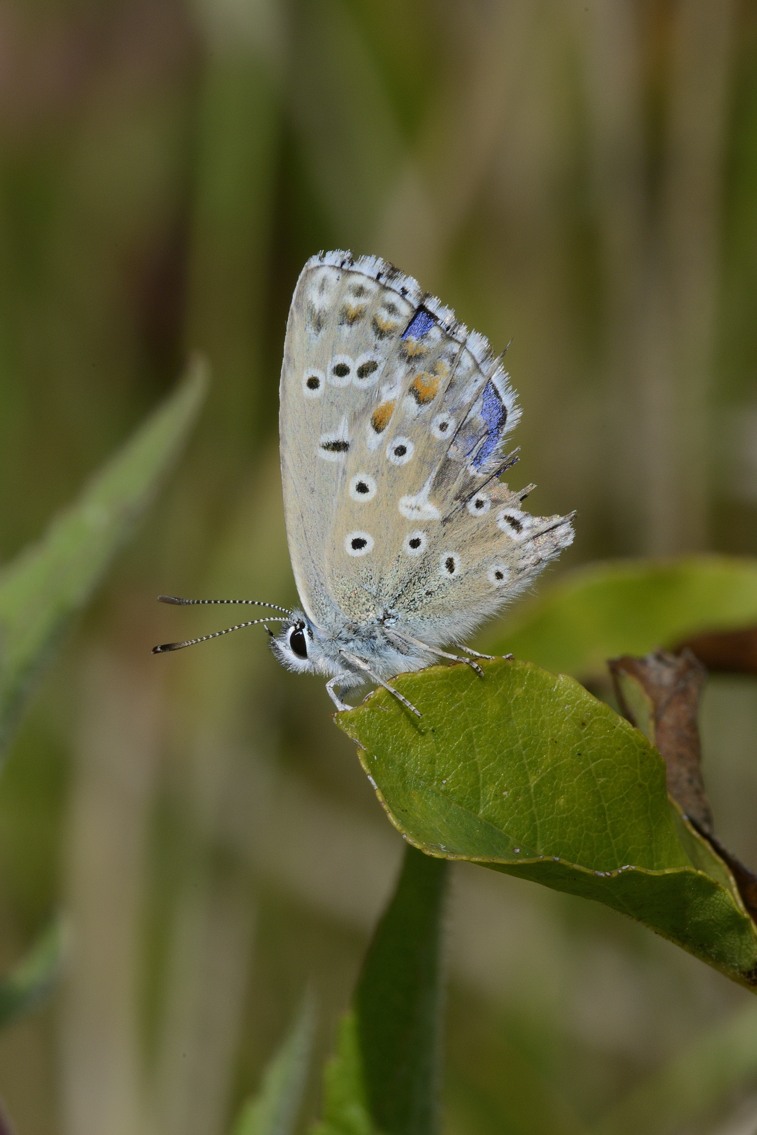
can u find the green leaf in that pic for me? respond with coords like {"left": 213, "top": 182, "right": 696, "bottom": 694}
{"left": 313, "top": 846, "right": 448, "bottom": 1135}
{"left": 497, "top": 556, "right": 757, "bottom": 675}
{"left": 338, "top": 660, "right": 757, "bottom": 991}
{"left": 0, "top": 917, "right": 66, "bottom": 1030}
{"left": 230, "top": 995, "right": 315, "bottom": 1135}
{"left": 0, "top": 360, "right": 207, "bottom": 757}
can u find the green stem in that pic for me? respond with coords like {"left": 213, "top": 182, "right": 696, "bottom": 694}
{"left": 355, "top": 846, "right": 449, "bottom": 1135}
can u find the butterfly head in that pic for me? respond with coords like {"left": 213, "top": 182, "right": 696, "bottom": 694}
{"left": 269, "top": 610, "right": 346, "bottom": 679}
{"left": 269, "top": 612, "right": 314, "bottom": 673}
{"left": 152, "top": 595, "right": 348, "bottom": 685}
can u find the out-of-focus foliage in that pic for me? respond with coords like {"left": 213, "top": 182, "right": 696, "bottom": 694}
{"left": 1, "top": 3, "right": 756, "bottom": 1134}
{"left": 229, "top": 995, "right": 314, "bottom": 1135}
{"left": 0, "top": 919, "right": 65, "bottom": 1032}
{"left": 0, "top": 366, "right": 206, "bottom": 754}
{"left": 497, "top": 555, "right": 757, "bottom": 675}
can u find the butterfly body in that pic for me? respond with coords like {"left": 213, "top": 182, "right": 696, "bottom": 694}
{"left": 269, "top": 605, "right": 436, "bottom": 687}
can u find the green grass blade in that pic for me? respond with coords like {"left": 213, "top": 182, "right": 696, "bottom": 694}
{"left": 0, "top": 360, "right": 207, "bottom": 757}
{"left": 0, "top": 916, "right": 66, "bottom": 1030}
{"left": 230, "top": 995, "right": 315, "bottom": 1135}
{"left": 313, "top": 847, "right": 448, "bottom": 1135}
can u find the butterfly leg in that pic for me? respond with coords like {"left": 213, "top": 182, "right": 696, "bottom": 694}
{"left": 387, "top": 631, "right": 486, "bottom": 678}
{"left": 325, "top": 675, "right": 354, "bottom": 713}
{"left": 459, "top": 645, "right": 494, "bottom": 661}
{"left": 339, "top": 652, "right": 422, "bottom": 718}
{"left": 431, "top": 646, "right": 485, "bottom": 677}
{"left": 459, "top": 645, "right": 514, "bottom": 662}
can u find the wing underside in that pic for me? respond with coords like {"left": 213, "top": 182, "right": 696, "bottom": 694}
{"left": 279, "top": 251, "right": 573, "bottom": 642}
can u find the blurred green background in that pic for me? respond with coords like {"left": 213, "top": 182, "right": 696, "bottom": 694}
{"left": 1, "top": 2, "right": 757, "bottom": 1133}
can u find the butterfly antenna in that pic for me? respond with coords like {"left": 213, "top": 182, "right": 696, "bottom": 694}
{"left": 153, "top": 615, "right": 290, "bottom": 654}
{"left": 153, "top": 595, "right": 294, "bottom": 654}
{"left": 157, "top": 595, "right": 293, "bottom": 616}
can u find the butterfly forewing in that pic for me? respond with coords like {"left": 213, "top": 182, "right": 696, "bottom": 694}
{"left": 280, "top": 252, "right": 417, "bottom": 627}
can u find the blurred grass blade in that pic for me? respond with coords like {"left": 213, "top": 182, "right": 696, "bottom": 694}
{"left": 0, "top": 916, "right": 65, "bottom": 1030}
{"left": 338, "top": 661, "right": 757, "bottom": 991}
{"left": 313, "top": 846, "right": 447, "bottom": 1135}
{"left": 497, "top": 556, "right": 757, "bottom": 676}
{"left": 0, "top": 360, "right": 207, "bottom": 757}
{"left": 230, "top": 994, "right": 315, "bottom": 1135}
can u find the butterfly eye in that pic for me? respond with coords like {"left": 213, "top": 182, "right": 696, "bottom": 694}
{"left": 289, "top": 624, "right": 308, "bottom": 659}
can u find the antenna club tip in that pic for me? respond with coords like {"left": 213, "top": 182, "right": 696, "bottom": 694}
{"left": 157, "top": 595, "right": 185, "bottom": 605}
{"left": 152, "top": 643, "right": 177, "bottom": 653}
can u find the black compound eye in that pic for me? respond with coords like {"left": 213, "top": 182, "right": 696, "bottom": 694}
{"left": 289, "top": 625, "right": 308, "bottom": 659}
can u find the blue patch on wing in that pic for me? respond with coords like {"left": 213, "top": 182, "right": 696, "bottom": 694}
{"left": 471, "top": 381, "right": 508, "bottom": 469}
{"left": 402, "top": 306, "right": 436, "bottom": 340}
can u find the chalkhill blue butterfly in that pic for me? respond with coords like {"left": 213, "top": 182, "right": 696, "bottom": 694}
{"left": 154, "top": 251, "right": 575, "bottom": 715}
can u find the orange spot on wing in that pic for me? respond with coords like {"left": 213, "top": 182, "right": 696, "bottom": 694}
{"left": 372, "top": 314, "right": 401, "bottom": 337}
{"left": 342, "top": 303, "right": 367, "bottom": 323}
{"left": 409, "top": 372, "right": 441, "bottom": 404}
{"left": 371, "top": 400, "right": 396, "bottom": 433}
{"left": 402, "top": 339, "right": 429, "bottom": 358}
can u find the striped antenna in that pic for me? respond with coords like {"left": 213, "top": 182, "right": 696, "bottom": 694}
{"left": 152, "top": 595, "right": 293, "bottom": 654}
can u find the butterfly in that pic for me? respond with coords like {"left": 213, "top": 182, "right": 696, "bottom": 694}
{"left": 154, "top": 251, "right": 574, "bottom": 715}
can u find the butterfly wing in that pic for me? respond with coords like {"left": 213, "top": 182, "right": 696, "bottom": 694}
{"left": 279, "top": 251, "right": 573, "bottom": 644}
{"left": 280, "top": 251, "right": 423, "bottom": 629}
